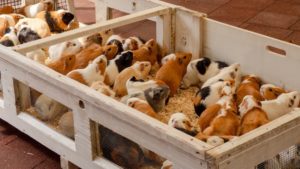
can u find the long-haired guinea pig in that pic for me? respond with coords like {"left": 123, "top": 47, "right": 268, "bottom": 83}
{"left": 0, "top": 6, "right": 14, "bottom": 14}
{"left": 19, "top": 0, "right": 54, "bottom": 18}
{"left": 0, "top": 14, "right": 25, "bottom": 37}
{"left": 236, "top": 75, "right": 263, "bottom": 105}
{"left": 73, "top": 43, "right": 118, "bottom": 70}
{"left": 123, "top": 36, "right": 145, "bottom": 51}
{"left": 15, "top": 18, "right": 51, "bottom": 44}
{"left": 168, "top": 112, "right": 197, "bottom": 136}
{"left": 261, "top": 91, "right": 300, "bottom": 120}
{"left": 113, "top": 61, "right": 151, "bottom": 97}
{"left": 201, "top": 63, "right": 241, "bottom": 89}
{"left": 181, "top": 57, "right": 228, "bottom": 89}
{"left": 106, "top": 35, "right": 124, "bottom": 54}
{"left": 239, "top": 95, "right": 269, "bottom": 135}
{"left": 0, "top": 27, "right": 19, "bottom": 47}
{"left": 48, "top": 39, "right": 82, "bottom": 61}
{"left": 193, "top": 80, "right": 235, "bottom": 116}
{"left": 58, "top": 111, "right": 74, "bottom": 139}
{"left": 36, "top": 9, "right": 78, "bottom": 33}
{"left": 104, "top": 51, "right": 133, "bottom": 86}
{"left": 260, "top": 84, "right": 286, "bottom": 100}
{"left": 46, "top": 54, "right": 76, "bottom": 75}
{"left": 132, "top": 39, "right": 158, "bottom": 65}
{"left": 99, "top": 126, "right": 144, "bottom": 169}
{"left": 155, "top": 52, "right": 192, "bottom": 96}
{"left": 90, "top": 81, "right": 116, "bottom": 98}
{"left": 67, "top": 55, "right": 107, "bottom": 86}
{"left": 127, "top": 97, "right": 158, "bottom": 119}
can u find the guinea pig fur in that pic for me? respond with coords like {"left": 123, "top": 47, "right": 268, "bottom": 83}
{"left": 260, "top": 84, "right": 286, "bottom": 100}
{"left": 193, "top": 80, "right": 235, "bottom": 116}
{"left": 236, "top": 74, "right": 263, "bottom": 106}
{"left": 261, "top": 91, "right": 300, "bottom": 121}
{"left": 161, "top": 160, "right": 173, "bottom": 169}
{"left": 239, "top": 95, "right": 269, "bottom": 135}
{"left": 168, "top": 112, "right": 194, "bottom": 133}
{"left": 206, "top": 136, "right": 225, "bottom": 147}
{"left": 90, "top": 81, "right": 116, "bottom": 98}
{"left": 0, "top": 27, "right": 19, "bottom": 47}
{"left": 20, "top": 0, "right": 54, "bottom": 18}
{"left": 123, "top": 36, "right": 145, "bottom": 51}
{"left": 45, "top": 54, "right": 76, "bottom": 75}
{"left": 113, "top": 61, "right": 151, "bottom": 97}
{"left": 58, "top": 111, "right": 74, "bottom": 139}
{"left": 0, "top": 14, "right": 25, "bottom": 37}
{"left": 127, "top": 97, "right": 158, "bottom": 119}
{"left": 126, "top": 77, "right": 167, "bottom": 96}
{"left": 161, "top": 53, "right": 176, "bottom": 65}
{"left": 106, "top": 35, "right": 124, "bottom": 54}
{"left": 132, "top": 39, "right": 158, "bottom": 65}
{"left": 0, "top": 6, "right": 14, "bottom": 14}
{"left": 36, "top": 9, "right": 77, "bottom": 33}
{"left": 48, "top": 39, "right": 82, "bottom": 61}
{"left": 104, "top": 51, "right": 133, "bottom": 86}
{"left": 201, "top": 63, "right": 241, "bottom": 89}
{"left": 67, "top": 55, "right": 107, "bottom": 86}
{"left": 155, "top": 52, "right": 192, "bottom": 96}
{"left": 26, "top": 49, "right": 48, "bottom": 64}
{"left": 34, "top": 94, "right": 68, "bottom": 121}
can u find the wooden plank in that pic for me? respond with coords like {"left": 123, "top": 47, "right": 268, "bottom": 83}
{"left": 13, "top": 6, "right": 171, "bottom": 54}
{"left": 94, "top": 0, "right": 111, "bottom": 23}
{"left": 156, "top": 8, "right": 173, "bottom": 55}
{"left": 60, "top": 156, "right": 80, "bottom": 169}
{"left": 66, "top": 0, "right": 75, "bottom": 13}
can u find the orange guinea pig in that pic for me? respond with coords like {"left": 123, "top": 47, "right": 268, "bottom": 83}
{"left": 127, "top": 97, "right": 158, "bottom": 119}
{"left": 260, "top": 84, "right": 286, "bottom": 100}
{"left": 155, "top": 52, "right": 192, "bottom": 96}
{"left": 0, "top": 6, "right": 14, "bottom": 14}
{"left": 236, "top": 74, "right": 263, "bottom": 105}
{"left": 132, "top": 39, "right": 158, "bottom": 65}
{"left": 45, "top": 54, "right": 76, "bottom": 75}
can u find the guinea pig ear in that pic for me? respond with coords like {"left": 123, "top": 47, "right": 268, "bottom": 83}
{"left": 62, "top": 12, "right": 75, "bottom": 25}
{"left": 139, "top": 63, "right": 145, "bottom": 72}
{"left": 196, "top": 58, "right": 211, "bottom": 75}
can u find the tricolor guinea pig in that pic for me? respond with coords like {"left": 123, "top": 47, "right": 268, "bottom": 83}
{"left": 67, "top": 55, "right": 107, "bottom": 86}
{"left": 168, "top": 112, "right": 197, "bottom": 136}
{"left": 15, "top": 18, "right": 51, "bottom": 44}
{"left": 132, "top": 39, "right": 158, "bottom": 65}
{"left": 239, "top": 95, "right": 269, "bottom": 135}
{"left": 127, "top": 97, "right": 158, "bottom": 119}
{"left": 90, "top": 81, "right": 116, "bottom": 98}
{"left": 26, "top": 49, "right": 48, "bottom": 64}
{"left": 181, "top": 57, "right": 228, "bottom": 89}
{"left": 36, "top": 9, "right": 78, "bottom": 33}
{"left": 0, "top": 6, "right": 14, "bottom": 14}
{"left": 193, "top": 80, "right": 235, "bottom": 116}
{"left": 45, "top": 54, "right": 76, "bottom": 75}
{"left": 125, "top": 77, "right": 167, "bottom": 96}
{"left": 201, "top": 63, "right": 241, "bottom": 89}
{"left": 261, "top": 91, "right": 300, "bottom": 121}
{"left": 0, "top": 27, "right": 19, "bottom": 47}
{"left": 123, "top": 36, "right": 145, "bottom": 51}
{"left": 236, "top": 74, "right": 263, "bottom": 105}
{"left": 58, "top": 111, "right": 74, "bottom": 139}
{"left": 48, "top": 39, "right": 82, "bottom": 61}
{"left": 113, "top": 61, "right": 151, "bottom": 97}
{"left": 0, "top": 14, "right": 25, "bottom": 37}
{"left": 20, "top": 0, "right": 54, "bottom": 18}
{"left": 106, "top": 35, "right": 124, "bottom": 54}
{"left": 104, "top": 51, "right": 133, "bottom": 86}
{"left": 155, "top": 52, "right": 192, "bottom": 96}
{"left": 260, "top": 84, "right": 286, "bottom": 100}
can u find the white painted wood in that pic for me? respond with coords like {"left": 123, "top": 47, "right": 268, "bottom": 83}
{"left": 60, "top": 156, "right": 80, "bottom": 169}
{"left": 66, "top": 0, "right": 75, "bottom": 13}
{"left": 95, "top": 0, "right": 111, "bottom": 23}
{"left": 156, "top": 8, "right": 173, "bottom": 55}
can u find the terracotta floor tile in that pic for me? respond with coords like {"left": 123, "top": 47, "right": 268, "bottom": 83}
{"left": 34, "top": 153, "right": 60, "bottom": 169}
{"left": 285, "top": 31, "right": 300, "bottom": 45}
{"left": 244, "top": 24, "right": 293, "bottom": 39}
{"left": 264, "top": 1, "right": 300, "bottom": 16}
{"left": 75, "top": 9, "right": 96, "bottom": 24}
{"left": 248, "top": 11, "right": 299, "bottom": 29}
{"left": 227, "top": 0, "right": 275, "bottom": 10}
{"left": 162, "top": 0, "right": 223, "bottom": 13}
{"left": 290, "top": 20, "right": 300, "bottom": 31}
{"left": 74, "top": 0, "right": 95, "bottom": 8}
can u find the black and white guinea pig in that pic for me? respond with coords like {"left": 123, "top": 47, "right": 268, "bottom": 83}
{"left": 104, "top": 51, "right": 133, "bottom": 86}
{"left": 106, "top": 35, "right": 124, "bottom": 54}
{"left": 0, "top": 27, "right": 19, "bottom": 47}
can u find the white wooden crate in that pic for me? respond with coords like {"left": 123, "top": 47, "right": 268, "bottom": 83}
{"left": 1, "top": 0, "right": 300, "bottom": 169}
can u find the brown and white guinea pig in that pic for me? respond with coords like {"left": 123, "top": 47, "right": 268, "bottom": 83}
{"left": 58, "top": 111, "right": 74, "bottom": 139}
{"left": 26, "top": 49, "right": 48, "bottom": 64}
{"left": 106, "top": 35, "right": 124, "bottom": 55}
{"left": 236, "top": 74, "right": 263, "bottom": 106}
{"left": 261, "top": 91, "right": 300, "bottom": 121}
{"left": 239, "top": 95, "right": 269, "bottom": 135}
{"left": 168, "top": 112, "right": 197, "bottom": 136}
{"left": 113, "top": 61, "right": 151, "bottom": 97}
{"left": 90, "top": 81, "right": 116, "bottom": 98}
{"left": 48, "top": 39, "right": 82, "bottom": 61}
{"left": 193, "top": 80, "right": 235, "bottom": 116}
{"left": 34, "top": 94, "right": 68, "bottom": 121}
{"left": 45, "top": 54, "right": 75, "bottom": 75}
{"left": 67, "top": 55, "right": 107, "bottom": 86}
{"left": 201, "top": 63, "right": 241, "bottom": 89}
{"left": 156, "top": 52, "right": 192, "bottom": 96}
{"left": 181, "top": 57, "right": 228, "bottom": 89}
{"left": 132, "top": 39, "right": 158, "bottom": 65}
{"left": 19, "top": 0, "right": 54, "bottom": 18}
{"left": 36, "top": 9, "right": 78, "bottom": 33}
{"left": 125, "top": 77, "right": 167, "bottom": 96}
{"left": 260, "top": 84, "right": 286, "bottom": 100}
{"left": 0, "top": 27, "right": 19, "bottom": 47}
{"left": 73, "top": 43, "right": 118, "bottom": 70}
{"left": 15, "top": 18, "right": 51, "bottom": 44}
{"left": 123, "top": 36, "right": 145, "bottom": 51}
{"left": 104, "top": 51, "right": 134, "bottom": 86}
{"left": 99, "top": 126, "right": 144, "bottom": 169}
{"left": 0, "top": 6, "right": 14, "bottom": 14}
{"left": 161, "top": 160, "right": 173, "bottom": 169}
{"left": 127, "top": 97, "right": 158, "bottom": 119}
{"left": 0, "top": 14, "right": 25, "bottom": 37}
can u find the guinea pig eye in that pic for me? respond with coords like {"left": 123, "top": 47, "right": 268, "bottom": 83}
{"left": 184, "top": 56, "right": 187, "bottom": 59}
{"left": 235, "top": 68, "right": 238, "bottom": 72}
{"left": 269, "top": 88, "right": 273, "bottom": 92}
{"left": 108, "top": 48, "right": 112, "bottom": 52}
{"left": 72, "top": 43, "right": 76, "bottom": 46}
{"left": 99, "top": 60, "right": 103, "bottom": 63}
{"left": 294, "top": 95, "right": 296, "bottom": 99}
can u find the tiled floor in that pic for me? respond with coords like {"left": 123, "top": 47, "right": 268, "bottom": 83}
{"left": 1, "top": 0, "right": 300, "bottom": 168}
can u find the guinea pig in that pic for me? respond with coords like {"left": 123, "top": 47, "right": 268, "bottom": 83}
{"left": 201, "top": 63, "right": 241, "bottom": 89}
{"left": 0, "top": 6, "right": 14, "bottom": 14}
{"left": 125, "top": 77, "right": 167, "bottom": 96}
{"left": 100, "top": 29, "right": 113, "bottom": 45}
{"left": 239, "top": 95, "right": 269, "bottom": 135}
{"left": 132, "top": 39, "right": 158, "bottom": 65}
{"left": 193, "top": 80, "right": 235, "bottom": 116}
{"left": 113, "top": 61, "right": 151, "bottom": 97}
{"left": 0, "top": 27, "right": 19, "bottom": 47}
{"left": 206, "top": 136, "right": 225, "bottom": 147}
{"left": 106, "top": 35, "right": 124, "bottom": 54}
{"left": 58, "top": 111, "right": 74, "bottom": 139}
{"left": 15, "top": 18, "right": 51, "bottom": 44}
{"left": 90, "top": 81, "right": 116, "bottom": 98}
{"left": 20, "top": 0, "right": 54, "bottom": 18}
{"left": 161, "top": 160, "right": 173, "bottom": 169}
{"left": 36, "top": 9, "right": 78, "bottom": 33}
{"left": 48, "top": 39, "right": 82, "bottom": 61}
{"left": 26, "top": 49, "right": 48, "bottom": 64}
{"left": 260, "top": 84, "right": 286, "bottom": 100}
{"left": 0, "top": 14, "right": 25, "bottom": 37}
{"left": 99, "top": 126, "right": 144, "bottom": 169}
{"left": 261, "top": 91, "right": 300, "bottom": 121}
{"left": 236, "top": 75, "right": 263, "bottom": 105}
{"left": 73, "top": 43, "right": 118, "bottom": 70}
{"left": 34, "top": 94, "right": 68, "bottom": 121}
{"left": 67, "top": 55, "right": 107, "bottom": 86}
{"left": 161, "top": 53, "right": 176, "bottom": 65}
{"left": 168, "top": 112, "right": 197, "bottom": 136}
{"left": 127, "top": 97, "right": 158, "bottom": 119}
{"left": 156, "top": 52, "right": 192, "bottom": 96}
{"left": 104, "top": 51, "right": 133, "bottom": 86}
{"left": 181, "top": 57, "right": 228, "bottom": 89}
{"left": 123, "top": 36, "right": 145, "bottom": 51}
{"left": 45, "top": 54, "right": 76, "bottom": 75}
